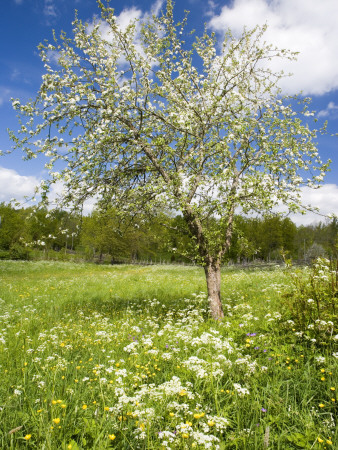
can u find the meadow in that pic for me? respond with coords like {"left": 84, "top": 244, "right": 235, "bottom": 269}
{"left": 0, "top": 260, "right": 336, "bottom": 449}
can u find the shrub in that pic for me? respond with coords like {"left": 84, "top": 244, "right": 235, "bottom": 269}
{"left": 282, "top": 258, "right": 337, "bottom": 343}
{"left": 9, "top": 243, "right": 31, "bottom": 260}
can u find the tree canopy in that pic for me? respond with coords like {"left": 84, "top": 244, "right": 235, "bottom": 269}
{"left": 9, "top": 0, "right": 329, "bottom": 318}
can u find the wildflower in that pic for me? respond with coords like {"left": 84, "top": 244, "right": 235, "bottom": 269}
{"left": 82, "top": 405, "right": 87, "bottom": 410}
{"left": 208, "top": 420, "right": 215, "bottom": 427}
{"left": 52, "top": 418, "right": 60, "bottom": 424}
{"left": 327, "top": 439, "right": 333, "bottom": 445}
{"left": 318, "top": 437, "right": 324, "bottom": 443}
{"left": 24, "top": 434, "right": 32, "bottom": 440}
{"left": 261, "top": 408, "right": 267, "bottom": 413}
{"left": 182, "top": 433, "right": 189, "bottom": 438}
{"left": 321, "top": 377, "right": 325, "bottom": 381}
{"left": 319, "top": 403, "right": 325, "bottom": 408}
{"left": 330, "top": 387, "right": 335, "bottom": 391}
{"left": 108, "top": 434, "right": 116, "bottom": 440}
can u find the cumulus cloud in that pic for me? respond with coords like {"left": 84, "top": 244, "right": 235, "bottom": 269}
{"left": 288, "top": 184, "right": 338, "bottom": 225}
{"left": 208, "top": 0, "right": 338, "bottom": 95}
{"left": 318, "top": 101, "right": 338, "bottom": 118}
{"left": 0, "top": 167, "right": 98, "bottom": 214}
{"left": 0, "top": 167, "right": 39, "bottom": 203}
{"left": 87, "top": 0, "right": 165, "bottom": 52}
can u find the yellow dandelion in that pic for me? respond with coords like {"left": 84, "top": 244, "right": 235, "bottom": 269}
{"left": 24, "top": 434, "right": 32, "bottom": 440}
{"left": 321, "top": 377, "right": 325, "bottom": 381}
{"left": 82, "top": 405, "right": 87, "bottom": 410}
{"left": 330, "top": 387, "right": 335, "bottom": 391}
{"left": 319, "top": 403, "right": 325, "bottom": 408}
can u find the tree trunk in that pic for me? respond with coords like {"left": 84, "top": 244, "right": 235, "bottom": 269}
{"left": 204, "top": 261, "right": 224, "bottom": 320}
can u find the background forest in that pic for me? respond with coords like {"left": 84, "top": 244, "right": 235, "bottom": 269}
{"left": 0, "top": 202, "right": 337, "bottom": 264}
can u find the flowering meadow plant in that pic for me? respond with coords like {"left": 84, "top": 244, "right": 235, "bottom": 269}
{"left": 0, "top": 261, "right": 337, "bottom": 448}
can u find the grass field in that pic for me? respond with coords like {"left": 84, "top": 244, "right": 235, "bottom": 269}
{"left": 0, "top": 260, "right": 337, "bottom": 449}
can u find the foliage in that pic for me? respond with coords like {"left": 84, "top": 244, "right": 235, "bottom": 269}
{"left": 0, "top": 261, "right": 337, "bottom": 448}
{"left": 8, "top": 243, "right": 31, "bottom": 260}
{"left": 0, "top": 201, "right": 337, "bottom": 266}
{"left": 282, "top": 258, "right": 337, "bottom": 343}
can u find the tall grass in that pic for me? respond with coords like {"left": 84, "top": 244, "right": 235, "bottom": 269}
{"left": 0, "top": 261, "right": 336, "bottom": 449}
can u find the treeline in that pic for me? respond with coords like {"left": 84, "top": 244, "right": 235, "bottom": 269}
{"left": 0, "top": 202, "right": 337, "bottom": 264}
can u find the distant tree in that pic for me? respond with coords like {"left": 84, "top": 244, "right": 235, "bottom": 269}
{"left": 0, "top": 203, "right": 27, "bottom": 250}
{"left": 9, "top": 1, "right": 329, "bottom": 318}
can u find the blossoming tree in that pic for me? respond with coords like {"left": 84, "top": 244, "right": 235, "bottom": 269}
{"left": 10, "top": 0, "right": 329, "bottom": 318}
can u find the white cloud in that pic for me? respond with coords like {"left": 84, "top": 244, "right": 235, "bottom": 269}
{"left": 318, "top": 101, "right": 338, "bottom": 118}
{"left": 208, "top": 0, "right": 338, "bottom": 95}
{"left": 0, "top": 87, "right": 11, "bottom": 107}
{"left": 0, "top": 167, "right": 98, "bottom": 214}
{"left": 43, "top": 0, "right": 57, "bottom": 18}
{"left": 151, "top": 0, "right": 165, "bottom": 17}
{"left": 115, "top": 6, "right": 143, "bottom": 32}
{"left": 86, "top": 0, "right": 165, "bottom": 70}
{"left": 288, "top": 184, "right": 338, "bottom": 225}
{"left": 0, "top": 167, "right": 39, "bottom": 203}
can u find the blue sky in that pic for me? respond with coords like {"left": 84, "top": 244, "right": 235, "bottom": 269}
{"left": 1, "top": 0, "right": 338, "bottom": 224}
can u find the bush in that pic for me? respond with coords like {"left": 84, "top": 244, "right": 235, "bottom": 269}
{"left": 0, "top": 249, "right": 10, "bottom": 259}
{"left": 9, "top": 243, "right": 31, "bottom": 260}
{"left": 282, "top": 258, "right": 337, "bottom": 343}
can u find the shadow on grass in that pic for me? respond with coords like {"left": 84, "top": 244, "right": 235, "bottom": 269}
{"left": 59, "top": 291, "right": 207, "bottom": 320}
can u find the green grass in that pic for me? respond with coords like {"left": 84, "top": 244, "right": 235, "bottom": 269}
{"left": 0, "top": 261, "right": 337, "bottom": 449}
